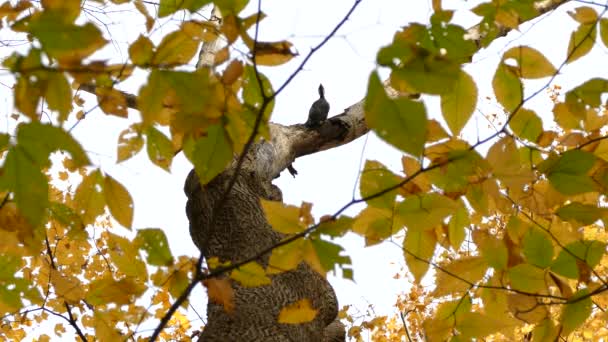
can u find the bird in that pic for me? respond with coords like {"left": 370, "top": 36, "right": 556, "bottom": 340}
{"left": 305, "top": 84, "right": 330, "bottom": 128}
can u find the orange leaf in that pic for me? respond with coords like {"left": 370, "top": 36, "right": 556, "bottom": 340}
{"left": 203, "top": 278, "right": 235, "bottom": 313}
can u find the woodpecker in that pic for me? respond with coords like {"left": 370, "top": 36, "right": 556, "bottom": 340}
{"left": 305, "top": 84, "right": 330, "bottom": 128}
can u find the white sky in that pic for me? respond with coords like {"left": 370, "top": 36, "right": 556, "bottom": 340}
{"left": 2, "top": 0, "right": 608, "bottom": 340}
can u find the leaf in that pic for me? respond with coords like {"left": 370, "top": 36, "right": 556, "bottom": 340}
{"left": 561, "top": 289, "right": 592, "bottom": 335}
{"left": 268, "top": 239, "right": 305, "bottom": 273}
{"left": 493, "top": 63, "right": 523, "bottom": 112}
{"left": 189, "top": 125, "right": 233, "bottom": 185}
{"left": 542, "top": 150, "right": 596, "bottom": 195}
{"left": 556, "top": 202, "right": 608, "bottom": 225}
{"left": 509, "top": 108, "right": 542, "bottom": 141}
{"left": 107, "top": 232, "right": 148, "bottom": 279}
{"left": 230, "top": 262, "right": 271, "bottom": 287}
{"left": 487, "top": 137, "right": 534, "bottom": 190}
{"left": 203, "top": 278, "right": 235, "bottom": 313}
{"left": 433, "top": 256, "right": 487, "bottom": 296}
{"left": 254, "top": 41, "right": 297, "bottom": 66}
{"left": 145, "top": 126, "right": 174, "bottom": 172}
{"left": 507, "top": 293, "right": 548, "bottom": 324}
{"left": 440, "top": 70, "right": 477, "bottom": 136}
{"left": 158, "top": 0, "right": 213, "bottom": 17}
{"left": 352, "top": 206, "right": 399, "bottom": 246}
{"left": 310, "top": 238, "right": 351, "bottom": 278}
{"left": 550, "top": 240, "right": 606, "bottom": 279}
{"left": 403, "top": 228, "right": 436, "bottom": 282}
{"left": 117, "top": 124, "right": 144, "bottom": 163}
{"left": 17, "top": 122, "right": 90, "bottom": 168}
{"left": 135, "top": 228, "right": 174, "bottom": 266}
{"left": 73, "top": 169, "right": 105, "bottom": 226}
{"left": 277, "top": 299, "right": 318, "bottom": 324}
{"left": 448, "top": 203, "right": 468, "bottom": 250}
{"left": 457, "top": 312, "right": 511, "bottom": 340}
{"left": 523, "top": 228, "right": 554, "bottom": 268}
{"left": 86, "top": 276, "right": 145, "bottom": 305}
{"left": 567, "top": 23, "right": 596, "bottom": 64}
{"left": 0, "top": 147, "right": 49, "bottom": 227}
{"left": 553, "top": 102, "right": 582, "bottom": 130}
{"left": 96, "top": 87, "right": 128, "bottom": 118}
{"left": 474, "top": 230, "right": 508, "bottom": 271}
{"left": 22, "top": 12, "right": 107, "bottom": 63}
{"left": 600, "top": 18, "right": 608, "bottom": 48}
{"left": 50, "top": 269, "right": 84, "bottom": 304}
{"left": 569, "top": 6, "right": 598, "bottom": 24}
{"left": 317, "top": 216, "right": 353, "bottom": 238}
{"left": 365, "top": 71, "right": 427, "bottom": 157}
{"left": 532, "top": 318, "right": 559, "bottom": 342}
{"left": 359, "top": 160, "right": 402, "bottom": 209}
{"left": 103, "top": 174, "right": 133, "bottom": 229}
{"left": 260, "top": 200, "right": 306, "bottom": 234}
{"left": 508, "top": 263, "right": 546, "bottom": 293}
{"left": 503, "top": 46, "right": 557, "bottom": 79}
{"left": 45, "top": 73, "right": 72, "bottom": 122}
{"left": 152, "top": 24, "right": 201, "bottom": 66}
{"left": 397, "top": 193, "right": 457, "bottom": 231}
{"left": 129, "top": 35, "right": 154, "bottom": 66}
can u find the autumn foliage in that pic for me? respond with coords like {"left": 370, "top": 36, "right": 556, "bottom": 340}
{"left": 1, "top": 0, "right": 608, "bottom": 341}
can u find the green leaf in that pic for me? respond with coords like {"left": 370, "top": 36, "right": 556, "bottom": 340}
{"left": 543, "top": 150, "right": 596, "bottom": 195}
{"left": 129, "top": 35, "right": 154, "bottom": 66}
{"left": 509, "top": 108, "right": 542, "bottom": 142}
{"left": 48, "top": 202, "right": 85, "bottom": 239}
{"left": 523, "top": 228, "right": 553, "bottom": 268}
{"left": 493, "top": 63, "right": 523, "bottom": 112}
{"left": 457, "top": 312, "right": 510, "bottom": 340}
{"left": 532, "top": 319, "right": 559, "bottom": 342}
{"left": 260, "top": 200, "right": 305, "bottom": 234}
{"left": 45, "top": 73, "right": 72, "bottom": 122}
{"left": 1, "top": 147, "right": 49, "bottom": 227}
{"left": 188, "top": 125, "right": 233, "bottom": 185}
{"left": 561, "top": 289, "right": 592, "bottom": 335}
{"left": 152, "top": 26, "right": 200, "bottom": 66}
{"left": 135, "top": 228, "right": 174, "bottom": 266}
{"left": 397, "top": 193, "right": 457, "bottom": 231}
{"left": 311, "top": 238, "right": 352, "bottom": 278}
{"left": 440, "top": 70, "right": 477, "bottom": 136}
{"left": 158, "top": 0, "right": 212, "bottom": 17}
{"left": 22, "top": 11, "right": 107, "bottom": 63}
{"left": 359, "top": 160, "right": 401, "bottom": 209}
{"left": 503, "top": 46, "right": 557, "bottom": 79}
{"left": 86, "top": 276, "right": 145, "bottom": 305}
{"left": 317, "top": 216, "right": 353, "bottom": 238}
{"left": 17, "top": 122, "right": 89, "bottom": 168}
{"left": 103, "top": 174, "right": 133, "bottom": 229}
{"left": 556, "top": 202, "right": 608, "bottom": 225}
{"left": 551, "top": 240, "right": 606, "bottom": 279}
{"left": 404, "top": 228, "right": 436, "bottom": 283}
{"left": 365, "top": 71, "right": 427, "bottom": 156}
{"left": 392, "top": 57, "right": 460, "bottom": 95}
{"left": 145, "top": 126, "right": 174, "bottom": 172}
{"left": 508, "top": 263, "right": 546, "bottom": 293}
{"left": 567, "top": 23, "right": 596, "bottom": 64}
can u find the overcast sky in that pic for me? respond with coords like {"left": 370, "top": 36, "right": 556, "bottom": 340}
{"left": 2, "top": 0, "right": 608, "bottom": 339}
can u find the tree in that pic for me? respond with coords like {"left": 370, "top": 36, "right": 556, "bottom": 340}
{"left": 1, "top": 0, "right": 608, "bottom": 340}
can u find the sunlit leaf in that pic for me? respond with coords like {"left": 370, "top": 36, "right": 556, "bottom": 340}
{"left": 600, "top": 18, "right": 608, "bottom": 48}
{"left": 440, "top": 70, "right": 477, "bottom": 136}
{"left": 188, "top": 125, "right": 233, "bottom": 185}
{"left": 551, "top": 240, "right": 606, "bottom": 279}
{"left": 531, "top": 318, "right": 559, "bottom": 341}
{"left": 403, "top": 228, "right": 436, "bottom": 282}
{"left": 474, "top": 230, "right": 508, "bottom": 271}
{"left": 365, "top": 71, "right": 427, "bottom": 156}
{"left": 493, "top": 63, "right": 523, "bottom": 113}
{"left": 261, "top": 200, "right": 306, "bottom": 234}
{"left": 230, "top": 261, "right": 271, "bottom": 287}
{"left": 448, "top": 203, "right": 468, "bottom": 251}
{"left": 73, "top": 169, "right": 105, "bottom": 226}
{"left": 107, "top": 232, "right": 148, "bottom": 279}
{"left": 50, "top": 269, "right": 84, "bottom": 304}
{"left": 17, "top": 122, "right": 89, "bottom": 168}
{"left": 86, "top": 276, "right": 145, "bottom": 305}
{"left": 117, "top": 124, "right": 144, "bottom": 163}
{"left": 397, "top": 193, "right": 457, "bottom": 231}
{"left": 503, "top": 46, "right": 557, "bottom": 79}
{"left": 561, "top": 289, "right": 592, "bottom": 335}
{"left": 556, "top": 202, "right": 608, "bottom": 225}
{"left": 145, "top": 126, "right": 174, "bottom": 172}
{"left": 311, "top": 238, "right": 351, "bottom": 278}
{"left": 507, "top": 293, "right": 548, "bottom": 324}
{"left": 135, "top": 228, "right": 174, "bottom": 266}
{"left": 569, "top": 6, "right": 598, "bottom": 24}
{"left": 457, "top": 312, "right": 511, "bottom": 340}
{"left": 359, "top": 160, "right": 402, "bottom": 209}
{"left": 541, "top": 150, "right": 596, "bottom": 195}
{"left": 104, "top": 174, "right": 133, "bottom": 229}
{"left": 152, "top": 23, "right": 202, "bottom": 66}
{"left": 268, "top": 239, "right": 305, "bottom": 274}
{"left": 567, "top": 23, "right": 596, "bottom": 64}
{"left": 433, "top": 256, "right": 487, "bottom": 297}
{"left": 509, "top": 108, "right": 542, "bottom": 141}
{"left": 277, "top": 299, "right": 318, "bottom": 324}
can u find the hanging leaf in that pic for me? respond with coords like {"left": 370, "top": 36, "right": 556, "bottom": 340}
{"left": 73, "top": 169, "right": 105, "bottom": 226}
{"left": 440, "top": 70, "right": 477, "bottom": 136}
{"left": 522, "top": 228, "right": 553, "bottom": 268}
{"left": 188, "top": 125, "right": 233, "bottom": 185}
{"left": 260, "top": 200, "right": 306, "bottom": 234}
{"left": 254, "top": 41, "right": 297, "bottom": 66}
{"left": 145, "top": 126, "right": 174, "bottom": 172}
{"left": 567, "top": 23, "right": 596, "bottom": 64}
{"left": 117, "top": 124, "right": 144, "bottom": 163}
{"left": 359, "top": 160, "right": 402, "bottom": 209}
{"left": 561, "top": 289, "right": 592, "bottom": 335}
{"left": 230, "top": 262, "right": 271, "bottom": 287}
{"left": 365, "top": 71, "right": 427, "bottom": 157}
{"left": 397, "top": 193, "right": 457, "bottom": 231}
{"left": 493, "top": 63, "right": 523, "bottom": 113}
{"left": 103, "top": 174, "right": 133, "bottom": 229}
{"left": 403, "top": 228, "right": 436, "bottom": 282}
{"left": 203, "top": 278, "right": 235, "bottom": 313}
{"left": 508, "top": 263, "right": 546, "bottom": 293}
{"left": 503, "top": 46, "right": 557, "bottom": 79}
{"left": 135, "top": 228, "right": 174, "bottom": 266}
{"left": 432, "top": 256, "right": 487, "bottom": 296}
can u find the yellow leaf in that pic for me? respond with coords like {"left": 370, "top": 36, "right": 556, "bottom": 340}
{"left": 203, "top": 278, "right": 235, "bottom": 313}
{"left": 86, "top": 276, "right": 145, "bottom": 305}
{"left": 261, "top": 200, "right": 306, "bottom": 234}
{"left": 74, "top": 169, "right": 105, "bottom": 226}
{"left": 152, "top": 24, "right": 200, "bottom": 66}
{"left": 268, "top": 239, "right": 305, "bottom": 274}
{"left": 129, "top": 35, "right": 154, "bottom": 66}
{"left": 94, "top": 311, "right": 121, "bottom": 342}
{"left": 230, "top": 262, "right": 271, "bottom": 287}
{"left": 96, "top": 87, "right": 128, "bottom": 117}
{"left": 593, "top": 139, "right": 608, "bottom": 161}
{"left": 507, "top": 293, "right": 548, "bottom": 324}
{"left": 569, "top": 6, "right": 598, "bottom": 24}
{"left": 503, "top": 46, "right": 557, "bottom": 79}
{"left": 352, "top": 206, "right": 401, "bottom": 246}
{"left": 432, "top": 256, "right": 488, "bottom": 297}
{"left": 440, "top": 70, "right": 477, "bottom": 136}
{"left": 404, "top": 228, "right": 436, "bottom": 282}
{"left": 254, "top": 41, "right": 297, "bottom": 66}
{"left": 104, "top": 174, "right": 133, "bottom": 229}
{"left": 50, "top": 269, "right": 84, "bottom": 304}
{"left": 117, "top": 124, "right": 144, "bottom": 163}
{"left": 397, "top": 193, "right": 457, "bottom": 231}
{"left": 457, "top": 312, "right": 512, "bottom": 339}
{"left": 277, "top": 299, "right": 318, "bottom": 324}
{"left": 107, "top": 232, "right": 148, "bottom": 279}
{"left": 567, "top": 23, "right": 596, "bottom": 64}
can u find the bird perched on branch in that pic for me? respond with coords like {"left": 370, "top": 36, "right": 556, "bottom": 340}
{"left": 305, "top": 84, "right": 330, "bottom": 128}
